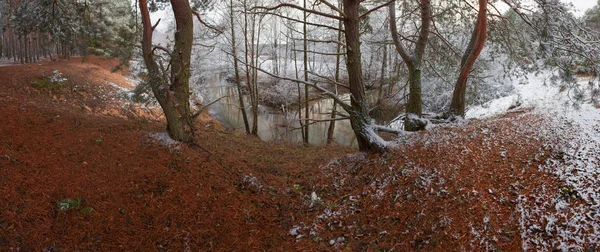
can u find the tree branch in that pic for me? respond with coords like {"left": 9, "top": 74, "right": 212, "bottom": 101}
{"left": 251, "top": 4, "right": 343, "bottom": 21}
{"left": 361, "top": 0, "right": 395, "bottom": 19}
{"left": 307, "top": 70, "right": 350, "bottom": 89}
{"left": 152, "top": 18, "right": 161, "bottom": 31}
{"left": 192, "top": 95, "right": 230, "bottom": 118}
{"left": 291, "top": 49, "right": 345, "bottom": 56}
{"left": 246, "top": 11, "right": 343, "bottom": 32}
{"left": 389, "top": 1, "right": 415, "bottom": 66}
{"left": 318, "top": 0, "right": 347, "bottom": 19}
{"left": 306, "top": 117, "right": 350, "bottom": 122}
{"left": 192, "top": 10, "right": 223, "bottom": 33}
{"left": 152, "top": 46, "right": 172, "bottom": 56}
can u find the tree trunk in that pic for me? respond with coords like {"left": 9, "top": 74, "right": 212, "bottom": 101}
{"left": 251, "top": 15, "right": 260, "bottom": 135}
{"left": 378, "top": 44, "right": 387, "bottom": 106}
{"left": 448, "top": 0, "right": 487, "bottom": 117}
{"left": 292, "top": 36, "right": 305, "bottom": 141}
{"left": 242, "top": 0, "right": 257, "bottom": 136}
{"left": 302, "top": 0, "right": 310, "bottom": 145}
{"left": 11, "top": 28, "right": 16, "bottom": 62}
{"left": 230, "top": 0, "right": 250, "bottom": 134}
{"left": 169, "top": 0, "right": 194, "bottom": 141}
{"left": 327, "top": 17, "right": 343, "bottom": 144}
{"left": 389, "top": 0, "right": 430, "bottom": 131}
{"left": 139, "top": 0, "right": 194, "bottom": 142}
{"left": 283, "top": 23, "right": 289, "bottom": 76}
{"left": 272, "top": 20, "right": 278, "bottom": 75}
{"left": 342, "top": 0, "right": 386, "bottom": 153}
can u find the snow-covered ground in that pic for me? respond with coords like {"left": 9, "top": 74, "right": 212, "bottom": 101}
{"left": 467, "top": 71, "right": 600, "bottom": 250}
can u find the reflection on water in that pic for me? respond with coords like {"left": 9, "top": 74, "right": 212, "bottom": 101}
{"left": 198, "top": 74, "right": 358, "bottom": 147}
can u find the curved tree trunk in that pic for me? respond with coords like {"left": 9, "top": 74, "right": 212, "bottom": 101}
{"left": 139, "top": 0, "right": 194, "bottom": 142}
{"left": 448, "top": 0, "right": 488, "bottom": 117}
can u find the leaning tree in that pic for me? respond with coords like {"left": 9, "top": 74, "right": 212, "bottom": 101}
{"left": 448, "top": 0, "right": 488, "bottom": 117}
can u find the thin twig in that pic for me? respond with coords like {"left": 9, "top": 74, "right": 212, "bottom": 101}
{"left": 251, "top": 4, "right": 343, "bottom": 21}
{"left": 192, "top": 95, "right": 230, "bottom": 118}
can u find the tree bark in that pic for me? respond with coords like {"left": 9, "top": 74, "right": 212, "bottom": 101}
{"left": 389, "top": 0, "right": 430, "bottom": 131}
{"left": 448, "top": 0, "right": 488, "bottom": 117}
{"left": 139, "top": 0, "right": 194, "bottom": 142}
{"left": 343, "top": 0, "right": 386, "bottom": 153}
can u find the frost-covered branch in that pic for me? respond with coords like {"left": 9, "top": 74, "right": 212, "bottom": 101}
{"left": 221, "top": 49, "right": 351, "bottom": 110}
{"left": 251, "top": 4, "right": 343, "bottom": 21}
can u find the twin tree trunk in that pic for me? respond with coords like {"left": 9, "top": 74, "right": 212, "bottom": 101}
{"left": 389, "top": 0, "right": 487, "bottom": 120}
{"left": 139, "top": 0, "right": 194, "bottom": 142}
{"left": 389, "top": 0, "right": 430, "bottom": 131}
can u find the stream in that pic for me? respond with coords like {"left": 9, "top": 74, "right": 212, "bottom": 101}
{"left": 197, "top": 74, "right": 359, "bottom": 147}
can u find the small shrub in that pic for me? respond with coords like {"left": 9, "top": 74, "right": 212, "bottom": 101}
{"left": 58, "top": 198, "right": 82, "bottom": 211}
{"left": 57, "top": 198, "right": 94, "bottom": 214}
{"left": 31, "top": 70, "right": 68, "bottom": 93}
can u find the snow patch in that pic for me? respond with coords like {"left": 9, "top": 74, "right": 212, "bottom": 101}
{"left": 148, "top": 132, "right": 181, "bottom": 150}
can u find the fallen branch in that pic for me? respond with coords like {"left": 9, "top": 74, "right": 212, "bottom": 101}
{"left": 306, "top": 116, "right": 350, "bottom": 122}
{"left": 373, "top": 125, "right": 406, "bottom": 135}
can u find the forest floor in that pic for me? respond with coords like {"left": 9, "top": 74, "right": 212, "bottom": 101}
{"left": 0, "top": 57, "right": 597, "bottom": 251}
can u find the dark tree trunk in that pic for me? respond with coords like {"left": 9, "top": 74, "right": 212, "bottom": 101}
{"left": 302, "top": 0, "right": 310, "bottom": 145}
{"left": 139, "top": 0, "right": 194, "bottom": 142}
{"left": 448, "top": 0, "right": 488, "bottom": 117}
{"left": 342, "top": 0, "right": 386, "bottom": 153}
